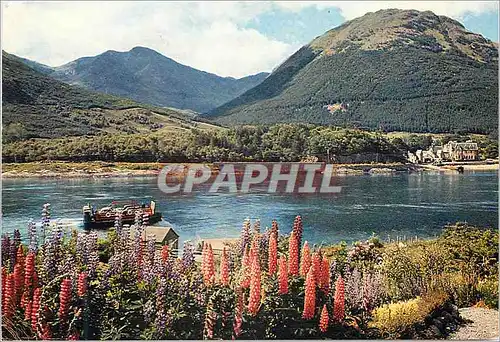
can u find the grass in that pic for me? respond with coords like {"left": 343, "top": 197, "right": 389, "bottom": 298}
{"left": 2, "top": 161, "right": 165, "bottom": 174}
{"left": 2, "top": 51, "right": 216, "bottom": 141}
{"left": 1, "top": 161, "right": 223, "bottom": 176}
{"left": 1, "top": 161, "right": 407, "bottom": 176}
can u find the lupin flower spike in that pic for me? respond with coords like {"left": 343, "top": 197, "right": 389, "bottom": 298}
{"left": 302, "top": 267, "right": 316, "bottom": 319}
{"left": 319, "top": 304, "right": 329, "bottom": 332}
{"left": 220, "top": 246, "right": 230, "bottom": 286}
{"left": 278, "top": 255, "right": 289, "bottom": 295}
{"left": 288, "top": 231, "right": 299, "bottom": 276}
{"left": 268, "top": 231, "right": 278, "bottom": 275}
{"left": 300, "top": 241, "right": 312, "bottom": 277}
{"left": 333, "top": 275, "right": 345, "bottom": 322}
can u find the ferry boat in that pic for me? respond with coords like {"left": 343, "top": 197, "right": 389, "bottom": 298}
{"left": 82, "top": 200, "right": 161, "bottom": 230}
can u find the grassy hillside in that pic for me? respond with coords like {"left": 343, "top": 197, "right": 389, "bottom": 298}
{"left": 208, "top": 9, "right": 498, "bottom": 134}
{"left": 2, "top": 51, "right": 216, "bottom": 142}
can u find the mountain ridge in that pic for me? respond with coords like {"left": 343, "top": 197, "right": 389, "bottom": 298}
{"left": 16, "top": 46, "right": 269, "bottom": 113}
{"left": 207, "top": 9, "right": 498, "bottom": 134}
{"left": 2, "top": 51, "right": 215, "bottom": 142}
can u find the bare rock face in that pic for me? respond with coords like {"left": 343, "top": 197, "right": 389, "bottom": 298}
{"left": 310, "top": 9, "right": 498, "bottom": 63}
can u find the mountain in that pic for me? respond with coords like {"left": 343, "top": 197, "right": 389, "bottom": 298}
{"left": 208, "top": 9, "right": 498, "bottom": 134}
{"left": 2, "top": 51, "right": 215, "bottom": 142}
{"left": 42, "top": 46, "right": 268, "bottom": 113}
{"left": 16, "top": 56, "right": 54, "bottom": 75}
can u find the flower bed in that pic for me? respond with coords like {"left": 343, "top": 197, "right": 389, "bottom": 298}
{"left": 1, "top": 207, "right": 498, "bottom": 340}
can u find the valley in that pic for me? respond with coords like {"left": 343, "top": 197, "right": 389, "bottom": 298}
{"left": 1, "top": 5, "right": 498, "bottom": 341}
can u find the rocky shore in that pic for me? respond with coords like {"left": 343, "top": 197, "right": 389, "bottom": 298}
{"left": 2, "top": 161, "right": 497, "bottom": 179}
{"left": 1, "top": 162, "right": 415, "bottom": 178}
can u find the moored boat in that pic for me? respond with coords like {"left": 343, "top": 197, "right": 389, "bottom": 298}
{"left": 83, "top": 200, "right": 161, "bottom": 230}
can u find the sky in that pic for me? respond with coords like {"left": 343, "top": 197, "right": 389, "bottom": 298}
{"left": 2, "top": 1, "right": 499, "bottom": 78}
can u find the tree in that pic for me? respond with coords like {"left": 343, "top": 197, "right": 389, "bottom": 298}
{"left": 2, "top": 123, "right": 29, "bottom": 143}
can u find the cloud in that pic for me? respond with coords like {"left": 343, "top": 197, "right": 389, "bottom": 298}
{"left": 275, "top": 1, "right": 499, "bottom": 20}
{"left": 1, "top": 1, "right": 497, "bottom": 77}
{"left": 1, "top": 1, "right": 292, "bottom": 78}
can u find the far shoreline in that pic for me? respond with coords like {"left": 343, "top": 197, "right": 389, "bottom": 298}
{"left": 2, "top": 160, "right": 498, "bottom": 179}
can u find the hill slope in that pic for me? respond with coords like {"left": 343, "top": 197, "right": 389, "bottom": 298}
{"left": 45, "top": 47, "right": 268, "bottom": 113}
{"left": 208, "top": 9, "right": 498, "bottom": 133}
{"left": 2, "top": 51, "right": 215, "bottom": 142}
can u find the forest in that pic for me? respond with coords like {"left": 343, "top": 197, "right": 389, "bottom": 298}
{"left": 210, "top": 47, "right": 498, "bottom": 134}
{"left": 3, "top": 124, "right": 497, "bottom": 163}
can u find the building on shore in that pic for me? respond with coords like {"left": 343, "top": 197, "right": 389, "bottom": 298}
{"left": 442, "top": 141, "right": 479, "bottom": 161}
{"left": 408, "top": 140, "right": 479, "bottom": 164}
{"left": 412, "top": 149, "right": 436, "bottom": 163}
{"left": 130, "top": 225, "right": 179, "bottom": 252}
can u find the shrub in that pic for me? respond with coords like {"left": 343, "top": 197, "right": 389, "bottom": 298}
{"left": 370, "top": 297, "right": 421, "bottom": 337}
{"left": 322, "top": 242, "right": 348, "bottom": 276}
{"left": 438, "top": 223, "right": 499, "bottom": 277}
{"left": 1, "top": 212, "right": 359, "bottom": 340}
{"left": 370, "top": 290, "right": 449, "bottom": 338}
{"left": 476, "top": 275, "right": 499, "bottom": 309}
{"left": 381, "top": 248, "right": 425, "bottom": 301}
{"left": 347, "top": 239, "right": 384, "bottom": 272}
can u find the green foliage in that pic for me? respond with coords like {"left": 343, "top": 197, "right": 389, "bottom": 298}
{"left": 469, "top": 134, "right": 499, "bottom": 159}
{"left": 323, "top": 241, "right": 349, "bottom": 275}
{"left": 476, "top": 275, "right": 499, "bottom": 308}
{"left": 425, "top": 223, "right": 499, "bottom": 307}
{"left": 378, "top": 223, "right": 498, "bottom": 307}
{"left": 348, "top": 240, "right": 384, "bottom": 272}
{"left": 2, "top": 217, "right": 497, "bottom": 340}
{"left": 99, "top": 271, "right": 148, "bottom": 340}
{"left": 2, "top": 123, "right": 29, "bottom": 143}
{"left": 381, "top": 248, "right": 425, "bottom": 301}
{"left": 438, "top": 223, "right": 499, "bottom": 277}
{"left": 203, "top": 286, "right": 236, "bottom": 339}
{"left": 36, "top": 273, "right": 84, "bottom": 339}
{"left": 2, "top": 51, "right": 207, "bottom": 140}
{"left": 370, "top": 291, "right": 449, "bottom": 339}
{"left": 209, "top": 12, "right": 498, "bottom": 135}
{"left": 246, "top": 277, "right": 306, "bottom": 339}
{"left": 437, "top": 272, "right": 479, "bottom": 308}
{"left": 405, "top": 134, "right": 433, "bottom": 152}
{"left": 97, "top": 231, "right": 118, "bottom": 263}
{"left": 2, "top": 124, "right": 410, "bottom": 163}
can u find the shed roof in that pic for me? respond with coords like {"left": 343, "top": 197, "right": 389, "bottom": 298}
{"left": 130, "top": 225, "right": 179, "bottom": 244}
{"left": 446, "top": 141, "right": 479, "bottom": 151}
{"left": 455, "top": 142, "right": 479, "bottom": 151}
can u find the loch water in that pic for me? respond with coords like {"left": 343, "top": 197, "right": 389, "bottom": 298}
{"left": 1, "top": 171, "right": 497, "bottom": 245}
